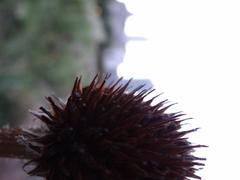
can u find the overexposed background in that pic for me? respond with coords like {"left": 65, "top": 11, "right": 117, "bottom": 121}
{"left": 0, "top": 0, "right": 239, "bottom": 179}
{"left": 117, "top": 0, "right": 240, "bottom": 179}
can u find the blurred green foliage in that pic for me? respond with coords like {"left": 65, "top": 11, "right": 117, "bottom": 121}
{"left": 0, "top": 0, "right": 102, "bottom": 126}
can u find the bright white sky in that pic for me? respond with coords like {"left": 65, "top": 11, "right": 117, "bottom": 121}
{"left": 117, "top": 0, "right": 240, "bottom": 179}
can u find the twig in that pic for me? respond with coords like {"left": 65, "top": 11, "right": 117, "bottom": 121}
{"left": 0, "top": 128, "right": 36, "bottom": 159}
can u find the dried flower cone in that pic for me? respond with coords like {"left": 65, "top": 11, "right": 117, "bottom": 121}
{"left": 23, "top": 75, "right": 206, "bottom": 180}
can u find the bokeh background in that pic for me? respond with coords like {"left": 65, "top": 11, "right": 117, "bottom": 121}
{"left": 0, "top": 0, "right": 128, "bottom": 179}
{"left": 1, "top": 0, "right": 240, "bottom": 179}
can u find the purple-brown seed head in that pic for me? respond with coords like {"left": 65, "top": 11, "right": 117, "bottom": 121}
{"left": 23, "top": 75, "right": 205, "bottom": 180}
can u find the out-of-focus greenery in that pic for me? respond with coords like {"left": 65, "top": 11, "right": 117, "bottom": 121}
{"left": 0, "top": 0, "right": 104, "bottom": 126}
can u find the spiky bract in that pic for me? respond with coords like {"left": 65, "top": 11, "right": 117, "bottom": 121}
{"left": 23, "top": 75, "right": 205, "bottom": 180}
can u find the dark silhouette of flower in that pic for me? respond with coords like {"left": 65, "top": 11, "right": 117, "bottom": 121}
{"left": 23, "top": 74, "right": 206, "bottom": 180}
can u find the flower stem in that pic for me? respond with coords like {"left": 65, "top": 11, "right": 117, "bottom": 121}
{"left": 0, "top": 128, "right": 36, "bottom": 159}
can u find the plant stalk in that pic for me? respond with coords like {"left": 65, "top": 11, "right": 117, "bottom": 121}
{"left": 0, "top": 128, "right": 36, "bottom": 159}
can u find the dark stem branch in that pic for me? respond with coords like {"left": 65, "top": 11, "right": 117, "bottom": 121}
{"left": 0, "top": 128, "right": 36, "bottom": 159}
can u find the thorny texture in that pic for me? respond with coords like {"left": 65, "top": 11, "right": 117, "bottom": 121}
{"left": 23, "top": 74, "right": 206, "bottom": 180}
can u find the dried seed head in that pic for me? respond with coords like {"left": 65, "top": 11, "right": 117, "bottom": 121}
{"left": 23, "top": 75, "right": 206, "bottom": 180}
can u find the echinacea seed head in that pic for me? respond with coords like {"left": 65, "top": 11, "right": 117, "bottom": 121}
{"left": 23, "top": 74, "right": 206, "bottom": 180}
